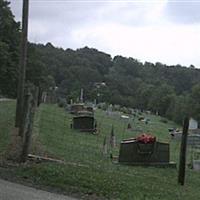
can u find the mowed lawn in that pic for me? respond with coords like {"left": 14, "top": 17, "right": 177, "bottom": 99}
{"left": 1, "top": 102, "right": 200, "bottom": 199}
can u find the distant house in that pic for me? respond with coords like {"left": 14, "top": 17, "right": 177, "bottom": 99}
{"left": 94, "top": 82, "right": 106, "bottom": 88}
{"left": 189, "top": 118, "right": 200, "bottom": 134}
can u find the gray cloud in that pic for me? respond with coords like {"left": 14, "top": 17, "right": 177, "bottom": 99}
{"left": 8, "top": 0, "right": 200, "bottom": 67}
{"left": 10, "top": 0, "right": 104, "bottom": 26}
{"left": 9, "top": 0, "right": 107, "bottom": 46}
{"left": 165, "top": 1, "right": 200, "bottom": 24}
{"left": 9, "top": 1, "right": 148, "bottom": 46}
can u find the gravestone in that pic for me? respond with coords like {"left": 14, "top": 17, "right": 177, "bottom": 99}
{"left": 119, "top": 138, "right": 175, "bottom": 167}
{"left": 72, "top": 115, "right": 96, "bottom": 132}
{"left": 70, "top": 104, "right": 84, "bottom": 115}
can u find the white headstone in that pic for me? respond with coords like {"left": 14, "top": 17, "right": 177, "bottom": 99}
{"left": 189, "top": 118, "right": 198, "bottom": 130}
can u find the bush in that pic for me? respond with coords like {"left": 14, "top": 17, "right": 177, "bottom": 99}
{"left": 97, "top": 102, "right": 108, "bottom": 110}
{"left": 113, "top": 104, "right": 121, "bottom": 111}
{"left": 160, "top": 118, "right": 168, "bottom": 123}
{"left": 57, "top": 98, "right": 67, "bottom": 108}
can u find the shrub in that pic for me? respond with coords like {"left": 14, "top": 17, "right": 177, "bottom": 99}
{"left": 57, "top": 98, "right": 67, "bottom": 108}
{"left": 160, "top": 118, "right": 168, "bottom": 123}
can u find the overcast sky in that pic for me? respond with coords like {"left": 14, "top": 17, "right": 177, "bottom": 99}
{"left": 9, "top": 0, "right": 200, "bottom": 67}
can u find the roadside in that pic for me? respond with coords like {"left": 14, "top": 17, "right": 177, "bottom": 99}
{"left": 0, "top": 166, "right": 104, "bottom": 200}
{"left": 0, "top": 178, "right": 77, "bottom": 200}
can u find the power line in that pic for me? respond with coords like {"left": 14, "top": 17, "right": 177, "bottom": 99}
{"left": 12, "top": 0, "right": 200, "bottom": 3}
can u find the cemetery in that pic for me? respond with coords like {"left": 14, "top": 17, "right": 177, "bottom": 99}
{"left": 1, "top": 0, "right": 200, "bottom": 199}
{"left": 1, "top": 101, "right": 200, "bottom": 199}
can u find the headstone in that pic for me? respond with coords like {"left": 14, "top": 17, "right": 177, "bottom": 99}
{"left": 189, "top": 118, "right": 198, "bottom": 130}
{"left": 72, "top": 115, "right": 96, "bottom": 132}
{"left": 110, "top": 125, "right": 116, "bottom": 148}
{"left": 193, "top": 160, "right": 200, "bottom": 171}
{"left": 127, "top": 123, "right": 132, "bottom": 130}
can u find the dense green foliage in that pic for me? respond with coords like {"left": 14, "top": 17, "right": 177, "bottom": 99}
{"left": 0, "top": 0, "right": 20, "bottom": 97}
{"left": 25, "top": 43, "right": 200, "bottom": 124}
{"left": 1, "top": 0, "right": 200, "bottom": 124}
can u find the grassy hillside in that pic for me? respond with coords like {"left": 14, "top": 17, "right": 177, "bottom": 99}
{"left": 30, "top": 104, "right": 179, "bottom": 164}
{"left": 1, "top": 102, "right": 200, "bottom": 199}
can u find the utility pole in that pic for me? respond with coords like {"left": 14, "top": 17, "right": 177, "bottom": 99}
{"left": 178, "top": 117, "right": 189, "bottom": 185}
{"left": 15, "top": 0, "right": 29, "bottom": 130}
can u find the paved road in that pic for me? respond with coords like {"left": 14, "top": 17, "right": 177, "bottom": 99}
{"left": 0, "top": 179, "right": 78, "bottom": 200}
{"left": 0, "top": 98, "right": 12, "bottom": 102}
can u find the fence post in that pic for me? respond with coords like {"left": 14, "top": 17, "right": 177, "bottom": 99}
{"left": 20, "top": 86, "right": 37, "bottom": 162}
{"left": 18, "top": 88, "right": 31, "bottom": 137}
{"left": 178, "top": 117, "right": 189, "bottom": 185}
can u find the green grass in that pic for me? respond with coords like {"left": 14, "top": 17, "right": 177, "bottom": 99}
{"left": 15, "top": 162, "right": 200, "bottom": 200}
{"left": 32, "top": 104, "right": 181, "bottom": 165}
{"left": 1, "top": 102, "right": 200, "bottom": 199}
{"left": 0, "top": 101, "right": 15, "bottom": 153}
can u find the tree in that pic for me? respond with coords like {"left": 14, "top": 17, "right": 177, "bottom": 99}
{"left": 0, "top": 0, "right": 20, "bottom": 97}
{"left": 148, "top": 84, "right": 175, "bottom": 115}
{"left": 190, "top": 84, "right": 200, "bottom": 121}
{"left": 166, "top": 94, "right": 191, "bottom": 124}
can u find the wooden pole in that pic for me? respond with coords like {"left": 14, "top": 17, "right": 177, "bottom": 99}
{"left": 15, "top": 0, "right": 29, "bottom": 128}
{"left": 178, "top": 117, "right": 189, "bottom": 185}
{"left": 18, "top": 88, "right": 31, "bottom": 138}
{"left": 20, "top": 87, "right": 37, "bottom": 162}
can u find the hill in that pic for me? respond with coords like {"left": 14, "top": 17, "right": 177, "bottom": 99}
{"left": 25, "top": 43, "right": 200, "bottom": 124}
{"left": 1, "top": 0, "right": 200, "bottom": 124}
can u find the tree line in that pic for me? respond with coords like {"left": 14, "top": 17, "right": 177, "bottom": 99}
{"left": 1, "top": 0, "right": 200, "bottom": 124}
